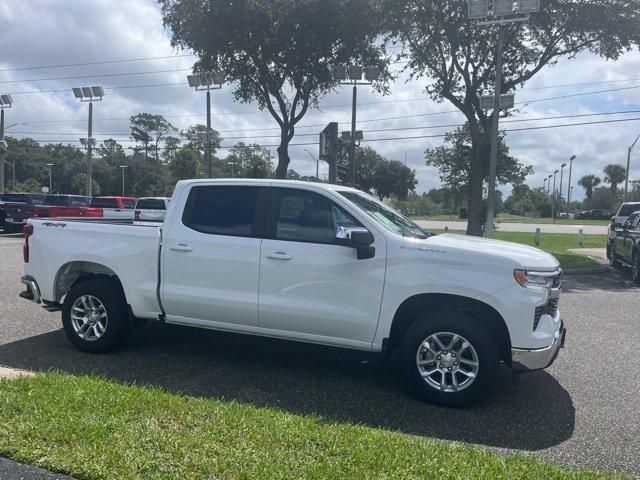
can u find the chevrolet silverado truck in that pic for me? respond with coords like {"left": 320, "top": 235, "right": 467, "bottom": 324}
{"left": 19, "top": 179, "right": 565, "bottom": 406}
{"left": 610, "top": 210, "right": 640, "bottom": 283}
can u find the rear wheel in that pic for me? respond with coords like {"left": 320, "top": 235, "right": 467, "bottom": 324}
{"left": 399, "top": 311, "right": 499, "bottom": 407}
{"left": 62, "top": 277, "right": 130, "bottom": 353}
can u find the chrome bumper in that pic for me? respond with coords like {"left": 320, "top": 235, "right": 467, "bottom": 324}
{"left": 511, "top": 321, "right": 566, "bottom": 372}
{"left": 20, "top": 275, "right": 42, "bottom": 304}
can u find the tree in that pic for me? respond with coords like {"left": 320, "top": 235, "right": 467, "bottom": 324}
{"left": 129, "top": 113, "right": 177, "bottom": 163}
{"left": 387, "top": 0, "right": 640, "bottom": 235}
{"left": 169, "top": 148, "right": 199, "bottom": 186}
{"left": 578, "top": 175, "right": 601, "bottom": 204}
{"left": 425, "top": 124, "right": 533, "bottom": 216}
{"left": 371, "top": 159, "right": 417, "bottom": 200}
{"left": 183, "top": 124, "right": 221, "bottom": 174}
{"left": 603, "top": 163, "right": 627, "bottom": 197}
{"left": 223, "top": 143, "right": 273, "bottom": 178}
{"left": 159, "top": 0, "right": 388, "bottom": 178}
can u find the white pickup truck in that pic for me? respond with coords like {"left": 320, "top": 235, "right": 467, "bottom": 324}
{"left": 19, "top": 179, "right": 565, "bottom": 406}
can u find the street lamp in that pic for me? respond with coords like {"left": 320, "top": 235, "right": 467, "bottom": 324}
{"left": 468, "top": 0, "right": 540, "bottom": 237}
{"left": 543, "top": 177, "right": 547, "bottom": 191}
{"left": 119, "top": 165, "right": 127, "bottom": 196}
{"left": 623, "top": 134, "right": 640, "bottom": 202}
{"left": 46, "top": 163, "right": 54, "bottom": 192}
{"left": 567, "top": 155, "right": 576, "bottom": 206}
{"left": 0, "top": 94, "right": 13, "bottom": 194}
{"left": 559, "top": 162, "right": 567, "bottom": 213}
{"left": 333, "top": 65, "right": 381, "bottom": 187}
{"left": 188, "top": 72, "right": 225, "bottom": 178}
{"left": 547, "top": 174, "right": 552, "bottom": 195}
{"left": 72, "top": 86, "right": 104, "bottom": 196}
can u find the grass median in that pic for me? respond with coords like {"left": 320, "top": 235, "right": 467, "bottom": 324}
{"left": 425, "top": 230, "right": 608, "bottom": 270}
{"left": 411, "top": 214, "right": 610, "bottom": 226}
{"left": 0, "top": 373, "right": 628, "bottom": 480}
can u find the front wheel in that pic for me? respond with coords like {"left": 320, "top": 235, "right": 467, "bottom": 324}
{"left": 610, "top": 244, "right": 621, "bottom": 267}
{"left": 632, "top": 253, "right": 640, "bottom": 285}
{"left": 399, "top": 311, "right": 499, "bottom": 407}
{"left": 62, "top": 276, "right": 130, "bottom": 353}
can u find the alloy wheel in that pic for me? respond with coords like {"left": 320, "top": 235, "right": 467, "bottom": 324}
{"left": 70, "top": 295, "right": 109, "bottom": 342}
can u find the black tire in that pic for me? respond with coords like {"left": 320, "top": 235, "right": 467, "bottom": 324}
{"left": 62, "top": 276, "right": 130, "bottom": 353}
{"left": 399, "top": 311, "right": 499, "bottom": 407}
{"left": 610, "top": 244, "right": 621, "bottom": 267}
{"left": 632, "top": 252, "right": 640, "bottom": 285}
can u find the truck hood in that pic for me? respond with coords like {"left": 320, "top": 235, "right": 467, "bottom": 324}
{"left": 423, "top": 233, "right": 560, "bottom": 270}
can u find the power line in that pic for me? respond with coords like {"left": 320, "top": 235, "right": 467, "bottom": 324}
{"left": 12, "top": 109, "right": 640, "bottom": 139}
{"left": 0, "top": 67, "right": 193, "bottom": 84}
{"left": 0, "top": 54, "right": 195, "bottom": 73}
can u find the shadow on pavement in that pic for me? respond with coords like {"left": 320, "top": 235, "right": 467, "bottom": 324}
{"left": 0, "top": 321, "right": 574, "bottom": 452}
{"left": 563, "top": 270, "right": 639, "bottom": 293}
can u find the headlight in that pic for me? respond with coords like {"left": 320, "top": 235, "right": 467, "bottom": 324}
{"left": 514, "top": 269, "right": 558, "bottom": 289}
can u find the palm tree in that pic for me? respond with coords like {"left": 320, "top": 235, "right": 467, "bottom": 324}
{"left": 578, "top": 175, "right": 601, "bottom": 203}
{"left": 603, "top": 164, "right": 627, "bottom": 197}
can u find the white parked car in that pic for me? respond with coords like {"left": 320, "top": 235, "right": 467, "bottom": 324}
{"left": 135, "top": 197, "right": 170, "bottom": 222}
{"left": 19, "top": 179, "right": 565, "bottom": 406}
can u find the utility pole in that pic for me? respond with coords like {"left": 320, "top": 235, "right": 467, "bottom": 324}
{"left": 543, "top": 177, "right": 547, "bottom": 191}
{"left": 559, "top": 162, "right": 566, "bottom": 213}
{"left": 547, "top": 175, "right": 552, "bottom": 195}
{"left": 0, "top": 94, "right": 13, "bottom": 194}
{"left": 567, "top": 155, "right": 576, "bottom": 205}
{"left": 304, "top": 149, "right": 319, "bottom": 179}
{"left": 552, "top": 169, "right": 558, "bottom": 221}
{"left": 623, "top": 134, "right": 640, "bottom": 202}
{"left": 350, "top": 82, "right": 357, "bottom": 187}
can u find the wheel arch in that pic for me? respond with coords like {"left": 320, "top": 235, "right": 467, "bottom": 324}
{"left": 387, "top": 293, "right": 512, "bottom": 364}
{"left": 54, "top": 261, "right": 124, "bottom": 303}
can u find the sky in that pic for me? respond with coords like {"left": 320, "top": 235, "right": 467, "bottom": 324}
{"left": 1, "top": 0, "right": 639, "bottom": 201}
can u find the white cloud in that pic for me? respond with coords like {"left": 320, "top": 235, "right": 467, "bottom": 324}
{"left": 1, "top": 0, "right": 639, "bottom": 199}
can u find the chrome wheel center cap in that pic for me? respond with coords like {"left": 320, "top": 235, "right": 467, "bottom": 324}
{"left": 441, "top": 352, "right": 455, "bottom": 367}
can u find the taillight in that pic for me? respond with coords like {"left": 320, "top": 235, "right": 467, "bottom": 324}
{"left": 23, "top": 224, "right": 33, "bottom": 263}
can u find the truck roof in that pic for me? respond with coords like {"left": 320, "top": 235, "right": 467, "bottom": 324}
{"left": 175, "top": 178, "right": 361, "bottom": 193}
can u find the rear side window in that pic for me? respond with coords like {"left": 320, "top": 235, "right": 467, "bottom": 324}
{"left": 182, "top": 186, "right": 261, "bottom": 237}
{"left": 137, "top": 199, "right": 167, "bottom": 210}
{"left": 44, "top": 195, "right": 70, "bottom": 206}
{"left": 68, "top": 196, "right": 91, "bottom": 206}
{"left": 124, "top": 199, "right": 136, "bottom": 209}
{"left": 618, "top": 204, "right": 640, "bottom": 216}
{"left": 91, "top": 198, "right": 118, "bottom": 208}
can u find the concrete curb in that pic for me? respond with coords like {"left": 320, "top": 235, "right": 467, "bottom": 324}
{"left": 0, "top": 366, "right": 35, "bottom": 380}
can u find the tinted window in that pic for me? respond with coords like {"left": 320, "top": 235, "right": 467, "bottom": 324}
{"left": 44, "top": 195, "right": 70, "bottom": 206}
{"left": 619, "top": 204, "right": 640, "bottom": 216}
{"left": 25, "top": 194, "right": 46, "bottom": 205}
{"left": 183, "top": 186, "right": 261, "bottom": 236}
{"left": 2, "top": 194, "right": 25, "bottom": 203}
{"left": 68, "top": 196, "right": 91, "bottom": 206}
{"left": 124, "top": 199, "right": 136, "bottom": 209}
{"left": 137, "top": 198, "right": 167, "bottom": 210}
{"left": 91, "top": 198, "right": 118, "bottom": 208}
{"left": 274, "top": 189, "right": 358, "bottom": 244}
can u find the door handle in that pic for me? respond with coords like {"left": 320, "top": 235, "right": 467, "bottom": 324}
{"left": 170, "top": 243, "right": 193, "bottom": 252}
{"left": 265, "top": 251, "right": 293, "bottom": 261}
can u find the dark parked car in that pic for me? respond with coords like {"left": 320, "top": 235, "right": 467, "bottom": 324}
{"left": 610, "top": 211, "right": 640, "bottom": 284}
{"left": 575, "top": 209, "right": 613, "bottom": 220}
{"left": 3, "top": 194, "right": 93, "bottom": 233}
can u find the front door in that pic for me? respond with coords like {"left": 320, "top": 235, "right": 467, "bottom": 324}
{"left": 162, "top": 184, "right": 266, "bottom": 327}
{"left": 258, "top": 187, "right": 386, "bottom": 348}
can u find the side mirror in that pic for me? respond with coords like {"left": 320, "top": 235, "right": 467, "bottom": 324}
{"left": 336, "top": 226, "right": 375, "bottom": 260}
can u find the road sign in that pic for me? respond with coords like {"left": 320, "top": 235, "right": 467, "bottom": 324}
{"left": 480, "top": 93, "right": 515, "bottom": 110}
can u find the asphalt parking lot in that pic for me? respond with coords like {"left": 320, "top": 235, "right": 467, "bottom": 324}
{"left": 0, "top": 232, "right": 638, "bottom": 477}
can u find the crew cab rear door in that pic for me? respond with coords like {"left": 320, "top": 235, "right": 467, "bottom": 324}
{"left": 258, "top": 186, "right": 386, "bottom": 347}
{"left": 161, "top": 184, "right": 267, "bottom": 327}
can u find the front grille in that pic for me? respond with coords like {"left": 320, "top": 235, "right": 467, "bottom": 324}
{"left": 534, "top": 297, "right": 560, "bottom": 331}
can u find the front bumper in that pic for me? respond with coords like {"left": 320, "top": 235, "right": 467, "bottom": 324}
{"left": 511, "top": 320, "right": 566, "bottom": 372}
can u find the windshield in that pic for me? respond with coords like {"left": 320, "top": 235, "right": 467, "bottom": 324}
{"left": 339, "top": 190, "right": 429, "bottom": 239}
{"left": 619, "top": 204, "right": 640, "bottom": 216}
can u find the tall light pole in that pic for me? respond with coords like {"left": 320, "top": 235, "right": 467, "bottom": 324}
{"left": 46, "top": 163, "right": 53, "bottom": 192}
{"left": 567, "top": 155, "right": 576, "bottom": 206}
{"left": 559, "top": 162, "right": 567, "bottom": 213}
{"left": 552, "top": 169, "right": 559, "bottom": 220}
{"left": 623, "top": 134, "right": 640, "bottom": 202}
{"left": 333, "top": 65, "right": 380, "bottom": 187}
{"left": 188, "top": 72, "right": 225, "bottom": 178}
{"left": 73, "top": 86, "right": 103, "bottom": 196}
{"left": 0, "top": 94, "right": 14, "bottom": 194}
{"left": 304, "top": 149, "right": 319, "bottom": 179}
{"left": 119, "top": 165, "right": 127, "bottom": 196}
{"left": 468, "top": 0, "right": 539, "bottom": 237}
{"left": 543, "top": 177, "right": 547, "bottom": 191}
{"left": 547, "top": 174, "right": 552, "bottom": 195}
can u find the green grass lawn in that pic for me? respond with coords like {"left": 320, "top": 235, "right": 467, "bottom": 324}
{"left": 0, "top": 373, "right": 627, "bottom": 480}
{"left": 426, "top": 230, "right": 608, "bottom": 270}
{"left": 411, "top": 214, "right": 610, "bottom": 226}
